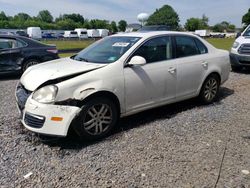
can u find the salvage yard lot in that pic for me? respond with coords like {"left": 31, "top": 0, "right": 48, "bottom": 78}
{"left": 1, "top": 38, "right": 250, "bottom": 187}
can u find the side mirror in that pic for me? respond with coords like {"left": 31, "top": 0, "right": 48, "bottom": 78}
{"left": 128, "top": 56, "right": 146, "bottom": 66}
{"left": 236, "top": 32, "right": 241, "bottom": 39}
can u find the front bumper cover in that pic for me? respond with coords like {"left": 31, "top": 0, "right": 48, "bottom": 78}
{"left": 230, "top": 53, "right": 250, "bottom": 67}
{"left": 21, "top": 97, "right": 81, "bottom": 137}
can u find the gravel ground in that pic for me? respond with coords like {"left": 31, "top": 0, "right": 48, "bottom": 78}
{"left": 1, "top": 71, "right": 250, "bottom": 187}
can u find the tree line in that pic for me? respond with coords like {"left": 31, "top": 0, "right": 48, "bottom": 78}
{"left": 0, "top": 10, "right": 127, "bottom": 32}
{"left": 145, "top": 5, "right": 250, "bottom": 32}
{"left": 0, "top": 6, "right": 250, "bottom": 32}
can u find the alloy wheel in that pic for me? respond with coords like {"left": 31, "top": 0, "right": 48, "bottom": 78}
{"left": 204, "top": 78, "right": 218, "bottom": 101}
{"left": 83, "top": 104, "right": 113, "bottom": 135}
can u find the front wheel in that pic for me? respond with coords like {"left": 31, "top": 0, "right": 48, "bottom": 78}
{"left": 73, "top": 97, "right": 118, "bottom": 141}
{"left": 199, "top": 74, "right": 220, "bottom": 104}
{"left": 22, "top": 59, "right": 40, "bottom": 72}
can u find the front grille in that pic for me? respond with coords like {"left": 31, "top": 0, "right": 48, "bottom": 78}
{"left": 16, "top": 82, "right": 32, "bottom": 111}
{"left": 239, "top": 60, "right": 250, "bottom": 64}
{"left": 238, "top": 44, "right": 250, "bottom": 55}
{"left": 24, "top": 112, "right": 45, "bottom": 128}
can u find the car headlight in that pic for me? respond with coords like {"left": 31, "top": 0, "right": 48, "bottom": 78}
{"left": 32, "top": 85, "right": 58, "bottom": 103}
{"left": 232, "top": 42, "right": 240, "bottom": 48}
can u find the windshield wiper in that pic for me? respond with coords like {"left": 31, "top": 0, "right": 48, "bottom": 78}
{"left": 75, "top": 57, "right": 89, "bottom": 62}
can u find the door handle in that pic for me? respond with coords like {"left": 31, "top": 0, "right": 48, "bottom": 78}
{"left": 202, "top": 61, "right": 208, "bottom": 67}
{"left": 168, "top": 67, "right": 176, "bottom": 74}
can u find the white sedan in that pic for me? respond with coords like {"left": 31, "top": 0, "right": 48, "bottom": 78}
{"left": 16, "top": 31, "right": 230, "bottom": 140}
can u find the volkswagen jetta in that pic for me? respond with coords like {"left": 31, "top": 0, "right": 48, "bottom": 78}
{"left": 16, "top": 31, "right": 230, "bottom": 140}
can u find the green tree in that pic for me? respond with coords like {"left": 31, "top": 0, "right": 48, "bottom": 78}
{"left": 56, "top": 19, "right": 78, "bottom": 30}
{"left": 212, "top": 21, "right": 236, "bottom": 32}
{"left": 110, "top": 21, "right": 118, "bottom": 33}
{"left": 14, "top": 13, "right": 31, "bottom": 21}
{"left": 37, "top": 10, "right": 53, "bottom": 23}
{"left": 242, "top": 8, "right": 250, "bottom": 26}
{"left": 147, "top": 5, "right": 179, "bottom": 29}
{"left": 0, "top": 11, "right": 8, "bottom": 21}
{"left": 184, "top": 14, "right": 209, "bottom": 31}
{"left": 201, "top": 14, "right": 209, "bottom": 28}
{"left": 118, "top": 20, "right": 127, "bottom": 32}
{"left": 63, "top": 13, "right": 84, "bottom": 24}
{"left": 185, "top": 18, "right": 203, "bottom": 31}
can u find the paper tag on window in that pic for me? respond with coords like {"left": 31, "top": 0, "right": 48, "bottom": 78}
{"left": 112, "top": 42, "right": 130, "bottom": 47}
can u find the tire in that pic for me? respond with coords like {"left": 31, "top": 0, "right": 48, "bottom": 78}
{"left": 199, "top": 74, "right": 220, "bottom": 104}
{"left": 73, "top": 97, "right": 118, "bottom": 141}
{"left": 231, "top": 66, "right": 242, "bottom": 72}
{"left": 22, "top": 59, "right": 40, "bottom": 72}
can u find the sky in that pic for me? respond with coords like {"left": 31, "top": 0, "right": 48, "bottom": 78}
{"left": 0, "top": 0, "right": 249, "bottom": 27}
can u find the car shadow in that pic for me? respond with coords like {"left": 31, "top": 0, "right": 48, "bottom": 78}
{"left": 232, "top": 67, "right": 250, "bottom": 74}
{"left": 38, "top": 86, "right": 234, "bottom": 150}
{"left": 0, "top": 73, "right": 20, "bottom": 81}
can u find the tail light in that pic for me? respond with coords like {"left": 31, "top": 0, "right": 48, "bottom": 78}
{"left": 47, "top": 49, "right": 58, "bottom": 54}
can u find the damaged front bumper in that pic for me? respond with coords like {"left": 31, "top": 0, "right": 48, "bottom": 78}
{"left": 16, "top": 82, "right": 81, "bottom": 136}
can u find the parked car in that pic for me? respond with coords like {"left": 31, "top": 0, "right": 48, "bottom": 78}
{"left": 0, "top": 35, "right": 59, "bottom": 74}
{"left": 27, "top": 27, "right": 42, "bottom": 39}
{"left": 16, "top": 31, "right": 230, "bottom": 140}
{"left": 230, "top": 24, "right": 250, "bottom": 71}
{"left": 15, "top": 30, "right": 29, "bottom": 37}
{"left": 42, "top": 33, "right": 57, "bottom": 39}
{"left": 63, "top": 31, "right": 78, "bottom": 38}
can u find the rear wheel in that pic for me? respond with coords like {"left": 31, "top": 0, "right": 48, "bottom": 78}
{"left": 22, "top": 59, "right": 40, "bottom": 72}
{"left": 199, "top": 74, "right": 220, "bottom": 104}
{"left": 73, "top": 97, "right": 118, "bottom": 141}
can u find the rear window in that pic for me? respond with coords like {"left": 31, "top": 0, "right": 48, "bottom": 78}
{"left": 71, "top": 31, "right": 77, "bottom": 34}
{"left": 194, "top": 38, "right": 208, "bottom": 54}
{"left": 175, "top": 36, "right": 200, "bottom": 58}
{"left": 81, "top": 31, "right": 87, "bottom": 34}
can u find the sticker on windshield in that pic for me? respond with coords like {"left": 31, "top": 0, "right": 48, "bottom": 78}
{"left": 108, "top": 56, "right": 117, "bottom": 61}
{"left": 112, "top": 42, "right": 130, "bottom": 47}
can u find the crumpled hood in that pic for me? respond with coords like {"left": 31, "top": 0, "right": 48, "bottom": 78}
{"left": 21, "top": 57, "right": 106, "bottom": 91}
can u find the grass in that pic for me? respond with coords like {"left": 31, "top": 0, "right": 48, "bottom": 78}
{"left": 43, "top": 40, "right": 94, "bottom": 50}
{"left": 59, "top": 53, "right": 76, "bottom": 58}
{"left": 45, "top": 38, "right": 235, "bottom": 58}
{"left": 206, "top": 38, "right": 234, "bottom": 51}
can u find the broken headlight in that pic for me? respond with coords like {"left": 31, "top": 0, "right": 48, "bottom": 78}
{"left": 32, "top": 85, "right": 58, "bottom": 103}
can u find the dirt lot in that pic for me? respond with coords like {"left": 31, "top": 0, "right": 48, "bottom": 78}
{"left": 1, "top": 71, "right": 250, "bottom": 187}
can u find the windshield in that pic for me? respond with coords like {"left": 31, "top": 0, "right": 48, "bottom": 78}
{"left": 73, "top": 36, "right": 141, "bottom": 63}
{"left": 243, "top": 26, "right": 250, "bottom": 37}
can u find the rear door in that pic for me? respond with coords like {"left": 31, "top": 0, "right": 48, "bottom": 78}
{"left": 0, "top": 38, "right": 25, "bottom": 73}
{"left": 173, "top": 35, "right": 209, "bottom": 98}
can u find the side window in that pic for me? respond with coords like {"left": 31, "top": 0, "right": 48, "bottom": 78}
{"left": 16, "top": 40, "right": 27, "bottom": 48}
{"left": 0, "top": 38, "right": 25, "bottom": 49}
{"left": 194, "top": 38, "right": 208, "bottom": 54}
{"left": 175, "top": 36, "right": 199, "bottom": 58}
{"left": 0, "top": 39, "right": 15, "bottom": 49}
{"left": 132, "top": 36, "right": 173, "bottom": 63}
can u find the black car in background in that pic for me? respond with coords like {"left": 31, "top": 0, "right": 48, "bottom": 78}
{"left": 0, "top": 35, "right": 59, "bottom": 74}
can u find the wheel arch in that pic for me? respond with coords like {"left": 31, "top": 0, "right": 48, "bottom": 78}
{"left": 79, "top": 90, "right": 121, "bottom": 116}
{"left": 198, "top": 71, "right": 221, "bottom": 94}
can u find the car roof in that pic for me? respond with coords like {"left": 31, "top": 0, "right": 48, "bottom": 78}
{"left": 0, "top": 34, "right": 27, "bottom": 40}
{"left": 113, "top": 31, "right": 197, "bottom": 39}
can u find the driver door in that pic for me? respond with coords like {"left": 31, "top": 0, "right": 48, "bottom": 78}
{"left": 124, "top": 36, "right": 177, "bottom": 113}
